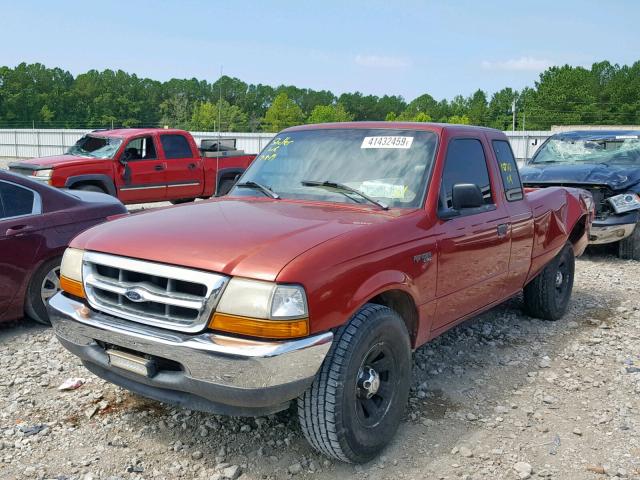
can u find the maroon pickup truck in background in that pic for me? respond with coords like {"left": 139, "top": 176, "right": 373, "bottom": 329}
{"left": 8, "top": 128, "right": 255, "bottom": 204}
{"left": 49, "top": 122, "right": 593, "bottom": 463}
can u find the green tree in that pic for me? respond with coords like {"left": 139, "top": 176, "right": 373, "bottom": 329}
{"left": 262, "top": 93, "right": 305, "bottom": 131}
{"left": 307, "top": 103, "right": 354, "bottom": 123}
{"left": 190, "top": 100, "right": 248, "bottom": 131}
{"left": 467, "top": 89, "right": 488, "bottom": 125}
{"left": 448, "top": 114, "right": 470, "bottom": 125}
{"left": 160, "top": 94, "right": 192, "bottom": 129}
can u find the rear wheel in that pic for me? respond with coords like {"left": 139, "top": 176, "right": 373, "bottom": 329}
{"left": 523, "top": 243, "right": 575, "bottom": 320}
{"left": 74, "top": 184, "right": 105, "bottom": 193}
{"left": 298, "top": 304, "right": 411, "bottom": 463}
{"left": 25, "top": 257, "right": 62, "bottom": 325}
{"left": 618, "top": 223, "right": 640, "bottom": 260}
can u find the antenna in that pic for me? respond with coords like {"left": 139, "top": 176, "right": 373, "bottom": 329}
{"left": 218, "top": 66, "right": 223, "bottom": 147}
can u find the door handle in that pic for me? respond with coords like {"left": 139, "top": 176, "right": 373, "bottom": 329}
{"left": 154, "top": 164, "right": 165, "bottom": 171}
{"left": 188, "top": 163, "right": 197, "bottom": 170}
{"left": 497, "top": 223, "right": 509, "bottom": 238}
{"left": 6, "top": 224, "right": 31, "bottom": 236}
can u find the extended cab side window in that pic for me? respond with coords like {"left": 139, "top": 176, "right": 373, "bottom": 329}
{"left": 440, "top": 138, "right": 494, "bottom": 210}
{"left": 124, "top": 136, "right": 156, "bottom": 160}
{"left": 492, "top": 140, "right": 524, "bottom": 201}
{"left": 161, "top": 134, "right": 192, "bottom": 159}
{"left": 0, "top": 181, "right": 38, "bottom": 219}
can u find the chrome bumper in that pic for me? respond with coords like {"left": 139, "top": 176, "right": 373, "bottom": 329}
{"left": 48, "top": 293, "right": 332, "bottom": 416}
{"left": 589, "top": 223, "right": 636, "bottom": 245}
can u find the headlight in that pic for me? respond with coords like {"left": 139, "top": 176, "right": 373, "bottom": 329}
{"left": 60, "top": 248, "right": 85, "bottom": 298}
{"left": 33, "top": 169, "right": 53, "bottom": 179}
{"left": 608, "top": 192, "right": 640, "bottom": 214}
{"left": 211, "top": 278, "right": 309, "bottom": 338}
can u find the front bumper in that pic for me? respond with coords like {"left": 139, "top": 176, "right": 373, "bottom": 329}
{"left": 589, "top": 211, "right": 638, "bottom": 245}
{"left": 48, "top": 293, "right": 333, "bottom": 416}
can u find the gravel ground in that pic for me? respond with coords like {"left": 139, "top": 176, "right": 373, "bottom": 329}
{"left": 1, "top": 254, "right": 639, "bottom": 480}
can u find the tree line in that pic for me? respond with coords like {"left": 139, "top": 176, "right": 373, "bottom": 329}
{"left": 0, "top": 61, "right": 638, "bottom": 132}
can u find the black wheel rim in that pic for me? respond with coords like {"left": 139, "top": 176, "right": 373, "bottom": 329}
{"left": 354, "top": 342, "right": 397, "bottom": 428}
{"left": 554, "top": 257, "right": 570, "bottom": 303}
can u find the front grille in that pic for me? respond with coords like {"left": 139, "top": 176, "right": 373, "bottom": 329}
{"left": 82, "top": 251, "right": 229, "bottom": 332}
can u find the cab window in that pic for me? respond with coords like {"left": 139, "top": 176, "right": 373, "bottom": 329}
{"left": 123, "top": 136, "right": 156, "bottom": 160}
{"left": 492, "top": 140, "right": 523, "bottom": 201}
{"left": 440, "top": 138, "right": 494, "bottom": 210}
{"left": 161, "top": 134, "right": 192, "bottom": 159}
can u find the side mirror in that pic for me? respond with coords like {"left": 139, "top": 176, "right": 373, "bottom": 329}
{"left": 452, "top": 183, "right": 484, "bottom": 210}
{"left": 119, "top": 152, "right": 131, "bottom": 165}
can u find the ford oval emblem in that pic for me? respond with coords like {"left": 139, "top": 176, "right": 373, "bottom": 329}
{"left": 124, "top": 289, "right": 144, "bottom": 302}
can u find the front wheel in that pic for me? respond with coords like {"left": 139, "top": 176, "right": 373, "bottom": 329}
{"left": 618, "top": 223, "right": 640, "bottom": 260}
{"left": 25, "top": 257, "right": 62, "bottom": 325}
{"left": 74, "top": 184, "right": 105, "bottom": 194}
{"left": 523, "top": 243, "right": 575, "bottom": 320}
{"left": 298, "top": 304, "right": 411, "bottom": 463}
{"left": 170, "top": 198, "right": 196, "bottom": 205}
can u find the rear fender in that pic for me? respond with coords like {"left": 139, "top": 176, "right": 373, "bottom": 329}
{"left": 525, "top": 187, "right": 589, "bottom": 283}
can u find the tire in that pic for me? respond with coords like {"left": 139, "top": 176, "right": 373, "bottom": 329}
{"left": 523, "top": 243, "right": 575, "bottom": 321}
{"left": 74, "top": 184, "right": 105, "bottom": 193}
{"left": 618, "top": 223, "right": 640, "bottom": 260}
{"left": 25, "top": 257, "right": 62, "bottom": 325}
{"left": 298, "top": 303, "right": 412, "bottom": 463}
{"left": 217, "top": 178, "right": 236, "bottom": 196}
{"left": 170, "top": 198, "right": 196, "bottom": 205}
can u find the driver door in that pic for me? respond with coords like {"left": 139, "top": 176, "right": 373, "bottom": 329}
{"left": 432, "top": 137, "right": 511, "bottom": 332}
{"left": 116, "top": 135, "right": 167, "bottom": 203}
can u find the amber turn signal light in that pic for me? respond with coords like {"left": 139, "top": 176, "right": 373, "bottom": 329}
{"left": 209, "top": 313, "right": 309, "bottom": 339}
{"left": 60, "top": 275, "right": 85, "bottom": 298}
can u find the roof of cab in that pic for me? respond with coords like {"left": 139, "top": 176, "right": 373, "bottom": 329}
{"left": 283, "top": 121, "right": 504, "bottom": 135}
{"left": 89, "top": 128, "right": 188, "bottom": 138}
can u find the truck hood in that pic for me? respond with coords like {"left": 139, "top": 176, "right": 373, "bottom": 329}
{"left": 520, "top": 163, "right": 640, "bottom": 191}
{"left": 70, "top": 198, "right": 400, "bottom": 281}
{"left": 15, "top": 154, "right": 103, "bottom": 169}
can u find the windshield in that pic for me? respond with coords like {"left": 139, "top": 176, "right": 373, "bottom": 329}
{"left": 67, "top": 135, "right": 123, "bottom": 159}
{"left": 531, "top": 135, "right": 640, "bottom": 165}
{"left": 232, "top": 128, "right": 438, "bottom": 208}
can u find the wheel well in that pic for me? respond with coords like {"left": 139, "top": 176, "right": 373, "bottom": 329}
{"left": 72, "top": 181, "right": 106, "bottom": 192}
{"left": 568, "top": 215, "right": 587, "bottom": 246}
{"left": 368, "top": 289, "right": 418, "bottom": 345}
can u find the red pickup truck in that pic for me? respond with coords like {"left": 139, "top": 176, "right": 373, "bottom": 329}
{"left": 48, "top": 122, "right": 592, "bottom": 463}
{"left": 9, "top": 128, "right": 255, "bottom": 204}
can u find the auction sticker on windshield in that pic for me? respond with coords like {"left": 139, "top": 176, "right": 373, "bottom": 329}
{"left": 361, "top": 136, "right": 414, "bottom": 149}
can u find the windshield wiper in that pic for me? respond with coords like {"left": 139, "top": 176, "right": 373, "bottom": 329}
{"left": 235, "top": 181, "right": 280, "bottom": 199}
{"left": 301, "top": 180, "right": 388, "bottom": 210}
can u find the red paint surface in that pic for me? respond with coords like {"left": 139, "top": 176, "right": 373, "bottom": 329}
{"left": 17, "top": 128, "right": 255, "bottom": 204}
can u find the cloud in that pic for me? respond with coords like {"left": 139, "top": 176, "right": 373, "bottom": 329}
{"left": 355, "top": 54, "right": 411, "bottom": 68}
{"left": 481, "top": 56, "right": 551, "bottom": 72}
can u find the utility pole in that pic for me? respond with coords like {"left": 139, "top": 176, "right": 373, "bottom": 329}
{"left": 512, "top": 99, "right": 516, "bottom": 131}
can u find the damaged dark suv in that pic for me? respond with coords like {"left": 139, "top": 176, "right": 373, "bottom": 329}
{"left": 520, "top": 130, "right": 640, "bottom": 259}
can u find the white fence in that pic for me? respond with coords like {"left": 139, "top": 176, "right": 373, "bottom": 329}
{"left": 0, "top": 128, "right": 550, "bottom": 162}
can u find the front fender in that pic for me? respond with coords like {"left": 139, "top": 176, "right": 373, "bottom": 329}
{"left": 347, "top": 270, "right": 415, "bottom": 315}
{"left": 65, "top": 174, "right": 117, "bottom": 197}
